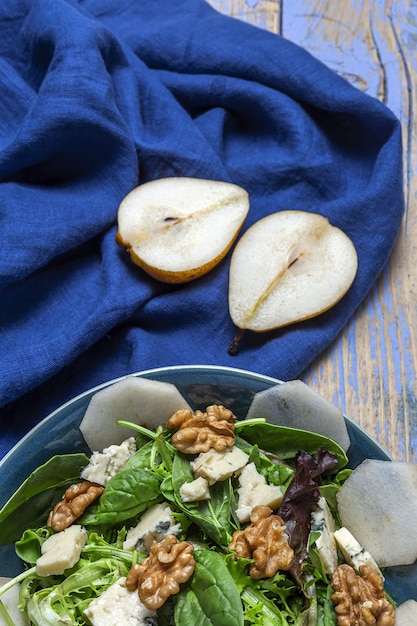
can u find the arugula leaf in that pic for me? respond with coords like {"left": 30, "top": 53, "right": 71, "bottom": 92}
{"left": 81, "top": 531, "right": 134, "bottom": 566}
{"left": 79, "top": 467, "right": 162, "bottom": 526}
{"left": 319, "top": 468, "right": 352, "bottom": 523}
{"left": 0, "top": 454, "right": 89, "bottom": 544}
{"left": 168, "top": 449, "right": 195, "bottom": 496}
{"left": 314, "top": 582, "right": 338, "bottom": 625}
{"left": 197, "top": 478, "right": 239, "bottom": 546}
{"left": 226, "top": 555, "right": 305, "bottom": 626}
{"left": 240, "top": 587, "right": 292, "bottom": 626}
{"left": 307, "top": 532, "right": 329, "bottom": 582}
{"left": 235, "top": 438, "right": 294, "bottom": 488}
{"left": 175, "top": 549, "right": 244, "bottom": 625}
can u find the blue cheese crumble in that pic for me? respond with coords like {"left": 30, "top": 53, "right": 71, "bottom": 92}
{"left": 123, "top": 503, "right": 181, "bottom": 554}
{"left": 84, "top": 577, "right": 157, "bottom": 626}
{"left": 80, "top": 437, "right": 136, "bottom": 486}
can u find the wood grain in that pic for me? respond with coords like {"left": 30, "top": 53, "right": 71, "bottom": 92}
{"left": 208, "top": 0, "right": 281, "bottom": 32}
{"left": 208, "top": 0, "right": 417, "bottom": 461}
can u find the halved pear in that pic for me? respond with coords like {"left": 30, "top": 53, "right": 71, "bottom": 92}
{"left": 116, "top": 177, "right": 249, "bottom": 283}
{"left": 228, "top": 210, "right": 358, "bottom": 341}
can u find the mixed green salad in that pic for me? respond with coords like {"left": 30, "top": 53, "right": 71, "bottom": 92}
{"left": 0, "top": 402, "right": 395, "bottom": 626}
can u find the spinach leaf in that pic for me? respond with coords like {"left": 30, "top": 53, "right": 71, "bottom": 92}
{"left": 171, "top": 448, "right": 195, "bottom": 489}
{"left": 161, "top": 453, "right": 236, "bottom": 547}
{"left": 119, "top": 420, "right": 175, "bottom": 473}
{"left": 0, "top": 453, "right": 89, "bottom": 544}
{"left": 79, "top": 467, "right": 162, "bottom": 526}
{"left": 125, "top": 437, "right": 174, "bottom": 477}
{"left": 161, "top": 449, "right": 196, "bottom": 511}
{"left": 175, "top": 549, "right": 244, "bottom": 626}
{"left": 124, "top": 440, "right": 156, "bottom": 470}
{"left": 15, "top": 527, "right": 53, "bottom": 564}
{"left": 236, "top": 423, "right": 347, "bottom": 468}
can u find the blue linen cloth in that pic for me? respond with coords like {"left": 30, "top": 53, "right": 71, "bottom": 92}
{"left": 0, "top": 0, "right": 404, "bottom": 458}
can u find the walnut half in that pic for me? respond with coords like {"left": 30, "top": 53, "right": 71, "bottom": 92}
{"left": 47, "top": 481, "right": 104, "bottom": 532}
{"left": 166, "top": 404, "right": 236, "bottom": 454}
{"left": 331, "top": 564, "right": 395, "bottom": 626}
{"left": 126, "top": 535, "right": 195, "bottom": 610}
{"left": 228, "top": 505, "right": 294, "bottom": 579}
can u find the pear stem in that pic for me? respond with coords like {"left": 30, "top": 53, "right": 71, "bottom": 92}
{"left": 228, "top": 327, "right": 246, "bottom": 356}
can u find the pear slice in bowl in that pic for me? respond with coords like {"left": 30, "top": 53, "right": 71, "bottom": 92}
{"left": 116, "top": 177, "right": 249, "bottom": 284}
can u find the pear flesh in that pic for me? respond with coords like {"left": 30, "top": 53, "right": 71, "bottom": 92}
{"left": 0, "top": 578, "right": 29, "bottom": 625}
{"left": 79, "top": 376, "right": 192, "bottom": 452}
{"left": 336, "top": 459, "right": 417, "bottom": 567}
{"left": 245, "top": 379, "right": 351, "bottom": 452}
{"left": 228, "top": 210, "right": 358, "bottom": 332}
{"left": 395, "top": 600, "right": 417, "bottom": 625}
{"left": 116, "top": 177, "right": 249, "bottom": 283}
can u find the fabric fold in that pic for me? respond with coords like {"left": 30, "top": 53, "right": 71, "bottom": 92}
{"left": 0, "top": 0, "right": 404, "bottom": 457}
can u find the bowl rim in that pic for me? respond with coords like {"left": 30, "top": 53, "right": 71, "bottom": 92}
{"left": 0, "top": 364, "right": 392, "bottom": 470}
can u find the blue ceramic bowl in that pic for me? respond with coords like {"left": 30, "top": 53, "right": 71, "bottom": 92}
{"left": 0, "top": 365, "right": 415, "bottom": 604}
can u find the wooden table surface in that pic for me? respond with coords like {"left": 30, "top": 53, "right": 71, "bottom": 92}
{"left": 209, "top": 0, "right": 417, "bottom": 463}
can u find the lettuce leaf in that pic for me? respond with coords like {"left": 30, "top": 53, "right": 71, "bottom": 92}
{"left": 278, "top": 449, "right": 339, "bottom": 580}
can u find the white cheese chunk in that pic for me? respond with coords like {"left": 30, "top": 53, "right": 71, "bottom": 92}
{"left": 191, "top": 445, "right": 249, "bottom": 485}
{"left": 180, "top": 476, "right": 211, "bottom": 502}
{"left": 333, "top": 527, "right": 383, "bottom": 578}
{"left": 36, "top": 525, "right": 87, "bottom": 576}
{"left": 84, "top": 576, "right": 156, "bottom": 626}
{"left": 81, "top": 437, "right": 136, "bottom": 486}
{"left": 235, "top": 462, "right": 283, "bottom": 523}
{"left": 310, "top": 496, "right": 338, "bottom": 575}
{"left": 123, "top": 503, "right": 181, "bottom": 553}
